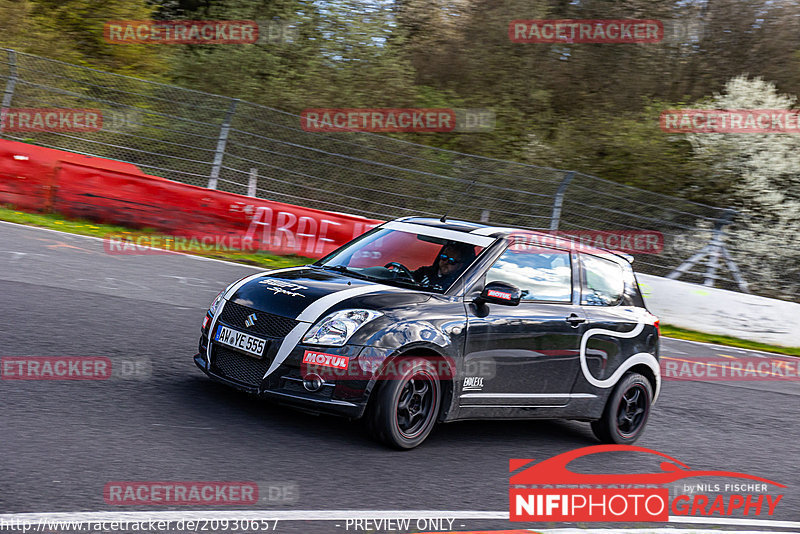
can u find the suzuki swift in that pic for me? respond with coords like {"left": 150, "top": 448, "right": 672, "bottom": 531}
{"left": 194, "top": 217, "right": 661, "bottom": 449}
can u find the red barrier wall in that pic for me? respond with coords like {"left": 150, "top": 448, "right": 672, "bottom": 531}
{"left": 0, "top": 139, "right": 382, "bottom": 257}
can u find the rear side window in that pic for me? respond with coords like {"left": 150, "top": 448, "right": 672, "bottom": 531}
{"left": 581, "top": 254, "right": 624, "bottom": 306}
{"left": 485, "top": 243, "right": 572, "bottom": 302}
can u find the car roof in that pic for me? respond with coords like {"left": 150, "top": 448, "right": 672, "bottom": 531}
{"left": 395, "top": 216, "right": 634, "bottom": 264}
{"left": 395, "top": 216, "right": 494, "bottom": 234}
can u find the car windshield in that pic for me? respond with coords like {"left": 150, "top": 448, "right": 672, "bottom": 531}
{"left": 315, "top": 227, "right": 487, "bottom": 292}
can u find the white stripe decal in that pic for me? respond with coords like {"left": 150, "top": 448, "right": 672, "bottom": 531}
{"left": 579, "top": 322, "right": 662, "bottom": 401}
{"left": 206, "top": 299, "right": 226, "bottom": 366}
{"left": 264, "top": 282, "right": 393, "bottom": 378}
{"left": 1, "top": 511, "right": 798, "bottom": 529}
{"left": 223, "top": 266, "right": 304, "bottom": 299}
{"left": 263, "top": 322, "right": 311, "bottom": 378}
{"left": 383, "top": 221, "right": 495, "bottom": 247}
{"left": 295, "top": 283, "right": 392, "bottom": 322}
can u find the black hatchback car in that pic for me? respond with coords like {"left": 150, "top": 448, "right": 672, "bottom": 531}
{"left": 194, "top": 217, "right": 661, "bottom": 449}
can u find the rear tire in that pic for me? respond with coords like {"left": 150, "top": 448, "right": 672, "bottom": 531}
{"left": 367, "top": 358, "right": 441, "bottom": 449}
{"left": 591, "top": 372, "right": 652, "bottom": 444}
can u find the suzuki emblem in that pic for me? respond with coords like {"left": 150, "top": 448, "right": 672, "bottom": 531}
{"left": 245, "top": 313, "right": 257, "bottom": 327}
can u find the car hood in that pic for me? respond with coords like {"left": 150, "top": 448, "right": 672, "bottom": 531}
{"left": 226, "top": 266, "right": 430, "bottom": 320}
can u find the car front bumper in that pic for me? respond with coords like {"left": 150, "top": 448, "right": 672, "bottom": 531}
{"left": 193, "top": 352, "right": 369, "bottom": 419}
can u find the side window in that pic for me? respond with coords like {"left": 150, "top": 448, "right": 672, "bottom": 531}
{"left": 621, "top": 264, "right": 645, "bottom": 307}
{"left": 581, "top": 254, "right": 624, "bottom": 306}
{"left": 485, "top": 244, "right": 572, "bottom": 302}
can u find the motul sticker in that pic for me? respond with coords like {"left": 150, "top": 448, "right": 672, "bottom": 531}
{"left": 302, "top": 351, "right": 349, "bottom": 370}
{"left": 487, "top": 289, "right": 512, "bottom": 300}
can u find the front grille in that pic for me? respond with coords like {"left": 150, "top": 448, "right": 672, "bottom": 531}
{"left": 212, "top": 347, "right": 270, "bottom": 387}
{"left": 219, "top": 301, "right": 298, "bottom": 338}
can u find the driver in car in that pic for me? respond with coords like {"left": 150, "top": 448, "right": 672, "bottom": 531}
{"left": 412, "top": 242, "right": 476, "bottom": 290}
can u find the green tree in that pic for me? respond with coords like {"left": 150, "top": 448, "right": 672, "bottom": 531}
{"left": 0, "top": 0, "right": 167, "bottom": 76}
{"left": 162, "top": 0, "right": 419, "bottom": 111}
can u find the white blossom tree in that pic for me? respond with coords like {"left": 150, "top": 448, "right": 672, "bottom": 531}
{"left": 688, "top": 76, "right": 800, "bottom": 298}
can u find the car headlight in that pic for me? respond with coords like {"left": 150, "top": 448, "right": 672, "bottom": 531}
{"left": 302, "top": 309, "right": 383, "bottom": 346}
{"left": 208, "top": 291, "right": 225, "bottom": 317}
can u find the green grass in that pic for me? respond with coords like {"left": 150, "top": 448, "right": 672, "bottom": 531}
{"left": 661, "top": 324, "right": 800, "bottom": 357}
{"left": 0, "top": 206, "right": 310, "bottom": 270}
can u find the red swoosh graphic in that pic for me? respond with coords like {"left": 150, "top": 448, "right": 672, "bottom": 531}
{"left": 510, "top": 444, "right": 785, "bottom": 487}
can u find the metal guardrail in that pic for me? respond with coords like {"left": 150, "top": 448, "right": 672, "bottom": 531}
{"left": 0, "top": 48, "right": 770, "bottom": 296}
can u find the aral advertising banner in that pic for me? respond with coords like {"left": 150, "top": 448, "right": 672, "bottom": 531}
{"left": 49, "top": 158, "right": 383, "bottom": 259}
{"left": 0, "top": 140, "right": 383, "bottom": 259}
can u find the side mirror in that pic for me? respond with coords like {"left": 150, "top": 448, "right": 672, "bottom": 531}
{"left": 478, "top": 281, "right": 522, "bottom": 306}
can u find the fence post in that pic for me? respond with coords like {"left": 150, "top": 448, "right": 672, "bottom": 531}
{"left": 549, "top": 171, "right": 575, "bottom": 231}
{"left": 207, "top": 98, "right": 239, "bottom": 190}
{"left": 0, "top": 49, "right": 18, "bottom": 136}
{"left": 247, "top": 168, "right": 258, "bottom": 197}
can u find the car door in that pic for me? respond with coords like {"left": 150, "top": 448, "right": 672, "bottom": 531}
{"left": 460, "top": 241, "right": 588, "bottom": 408}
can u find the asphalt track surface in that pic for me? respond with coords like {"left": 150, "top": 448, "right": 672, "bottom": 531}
{"left": 1, "top": 222, "right": 798, "bottom": 533}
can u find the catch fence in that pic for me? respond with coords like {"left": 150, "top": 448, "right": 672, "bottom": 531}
{"left": 2, "top": 48, "right": 782, "bottom": 297}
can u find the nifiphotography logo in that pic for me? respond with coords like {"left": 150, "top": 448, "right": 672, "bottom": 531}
{"left": 510, "top": 445, "right": 784, "bottom": 522}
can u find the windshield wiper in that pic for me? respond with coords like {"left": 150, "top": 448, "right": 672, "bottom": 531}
{"left": 320, "top": 264, "right": 369, "bottom": 280}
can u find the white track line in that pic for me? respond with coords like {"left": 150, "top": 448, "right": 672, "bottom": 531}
{"left": 540, "top": 531, "right": 791, "bottom": 534}
{"left": 662, "top": 335, "right": 797, "bottom": 358}
{"left": 0, "top": 511, "right": 799, "bottom": 530}
{"left": 668, "top": 515, "right": 800, "bottom": 529}
{"left": 0, "top": 219, "right": 265, "bottom": 270}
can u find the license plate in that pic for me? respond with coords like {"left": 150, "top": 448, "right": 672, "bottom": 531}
{"left": 214, "top": 325, "right": 267, "bottom": 358}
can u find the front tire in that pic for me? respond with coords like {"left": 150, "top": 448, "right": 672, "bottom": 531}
{"left": 367, "top": 358, "right": 441, "bottom": 449}
{"left": 591, "top": 372, "right": 652, "bottom": 444}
